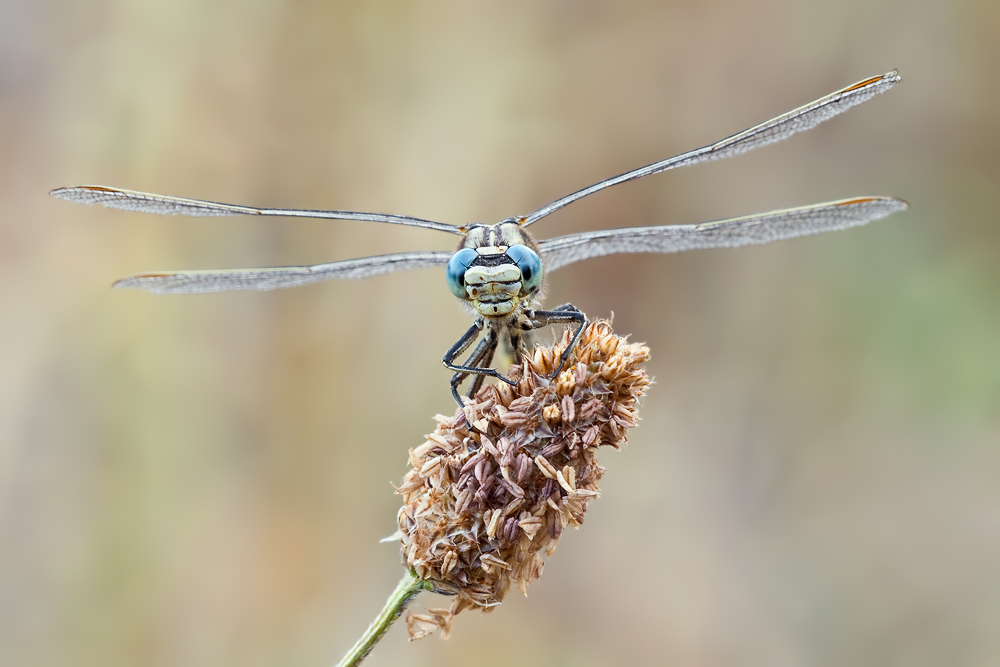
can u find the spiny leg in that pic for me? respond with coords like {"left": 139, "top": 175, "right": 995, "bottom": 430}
{"left": 443, "top": 324, "right": 512, "bottom": 383}
{"left": 509, "top": 305, "right": 578, "bottom": 363}
{"left": 497, "top": 328, "right": 518, "bottom": 367}
{"left": 548, "top": 303, "right": 579, "bottom": 312}
{"left": 442, "top": 320, "right": 483, "bottom": 370}
{"left": 521, "top": 304, "right": 588, "bottom": 378}
{"left": 449, "top": 333, "right": 491, "bottom": 405}
{"left": 450, "top": 333, "right": 498, "bottom": 433}
{"left": 464, "top": 332, "right": 499, "bottom": 399}
{"left": 444, "top": 326, "right": 510, "bottom": 406}
{"left": 508, "top": 328, "right": 524, "bottom": 364}
{"left": 444, "top": 322, "right": 487, "bottom": 406}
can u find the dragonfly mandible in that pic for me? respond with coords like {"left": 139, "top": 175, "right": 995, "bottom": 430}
{"left": 52, "top": 70, "right": 907, "bottom": 407}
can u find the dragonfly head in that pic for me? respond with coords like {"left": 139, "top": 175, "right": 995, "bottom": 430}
{"left": 447, "top": 219, "right": 543, "bottom": 318}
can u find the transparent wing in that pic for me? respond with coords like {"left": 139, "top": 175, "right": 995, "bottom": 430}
{"left": 50, "top": 185, "right": 463, "bottom": 235}
{"left": 114, "top": 250, "right": 453, "bottom": 294}
{"left": 538, "top": 197, "right": 907, "bottom": 271}
{"left": 523, "top": 70, "right": 900, "bottom": 227}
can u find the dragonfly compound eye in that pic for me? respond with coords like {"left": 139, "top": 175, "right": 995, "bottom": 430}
{"left": 505, "top": 245, "right": 543, "bottom": 294}
{"left": 446, "top": 247, "right": 479, "bottom": 298}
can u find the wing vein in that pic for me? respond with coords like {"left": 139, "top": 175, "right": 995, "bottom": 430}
{"left": 113, "top": 250, "right": 454, "bottom": 294}
{"left": 50, "top": 186, "right": 463, "bottom": 235}
{"left": 522, "top": 70, "right": 900, "bottom": 227}
{"left": 538, "top": 197, "right": 907, "bottom": 271}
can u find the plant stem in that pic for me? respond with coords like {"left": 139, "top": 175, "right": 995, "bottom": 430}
{"left": 335, "top": 570, "right": 428, "bottom": 667}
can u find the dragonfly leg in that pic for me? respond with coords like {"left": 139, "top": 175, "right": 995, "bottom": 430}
{"left": 523, "top": 304, "right": 588, "bottom": 379}
{"left": 508, "top": 329, "right": 524, "bottom": 364}
{"left": 465, "top": 333, "right": 499, "bottom": 399}
{"left": 547, "top": 303, "right": 579, "bottom": 312}
{"left": 448, "top": 329, "right": 501, "bottom": 406}
{"left": 444, "top": 324, "right": 514, "bottom": 407}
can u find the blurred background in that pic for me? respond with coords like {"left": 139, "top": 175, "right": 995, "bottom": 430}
{"left": 1, "top": 1, "right": 998, "bottom": 665}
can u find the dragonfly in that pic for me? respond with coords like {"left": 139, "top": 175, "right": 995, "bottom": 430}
{"left": 52, "top": 69, "right": 906, "bottom": 407}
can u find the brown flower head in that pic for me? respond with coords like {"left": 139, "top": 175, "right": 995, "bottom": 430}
{"left": 395, "top": 319, "right": 651, "bottom": 639}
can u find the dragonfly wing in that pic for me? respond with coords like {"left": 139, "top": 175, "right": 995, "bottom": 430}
{"left": 538, "top": 197, "right": 907, "bottom": 272}
{"left": 523, "top": 70, "right": 900, "bottom": 226}
{"left": 114, "top": 251, "right": 453, "bottom": 294}
{"left": 50, "top": 185, "right": 463, "bottom": 234}
{"left": 50, "top": 186, "right": 259, "bottom": 216}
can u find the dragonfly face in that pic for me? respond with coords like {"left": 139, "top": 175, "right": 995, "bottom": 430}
{"left": 448, "top": 219, "right": 543, "bottom": 319}
{"left": 50, "top": 69, "right": 907, "bottom": 408}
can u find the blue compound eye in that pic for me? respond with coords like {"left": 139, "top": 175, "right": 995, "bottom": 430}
{"left": 505, "top": 245, "right": 543, "bottom": 293}
{"left": 446, "top": 248, "right": 478, "bottom": 298}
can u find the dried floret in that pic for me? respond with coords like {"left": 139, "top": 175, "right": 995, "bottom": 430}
{"left": 395, "top": 320, "right": 651, "bottom": 639}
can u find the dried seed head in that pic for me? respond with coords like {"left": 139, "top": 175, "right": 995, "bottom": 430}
{"left": 542, "top": 403, "right": 561, "bottom": 426}
{"left": 396, "top": 320, "right": 651, "bottom": 639}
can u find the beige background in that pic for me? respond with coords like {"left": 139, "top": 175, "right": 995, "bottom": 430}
{"left": 2, "top": 1, "right": 998, "bottom": 665}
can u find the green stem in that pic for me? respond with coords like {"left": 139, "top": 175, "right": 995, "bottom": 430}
{"left": 335, "top": 570, "right": 428, "bottom": 667}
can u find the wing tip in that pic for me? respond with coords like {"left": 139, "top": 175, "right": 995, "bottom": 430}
{"left": 839, "top": 194, "right": 907, "bottom": 205}
{"left": 49, "top": 186, "right": 82, "bottom": 202}
{"left": 111, "top": 276, "right": 138, "bottom": 290}
{"left": 843, "top": 69, "right": 901, "bottom": 95}
{"left": 50, "top": 185, "right": 121, "bottom": 205}
{"left": 112, "top": 273, "right": 167, "bottom": 291}
{"left": 834, "top": 196, "right": 909, "bottom": 222}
